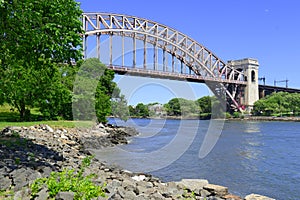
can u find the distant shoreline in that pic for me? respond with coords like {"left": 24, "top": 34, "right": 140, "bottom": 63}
{"left": 112, "top": 115, "right": 300, "bottom": 122}
{"left": 231, "top": 116, "right": 300, "bottom": 122}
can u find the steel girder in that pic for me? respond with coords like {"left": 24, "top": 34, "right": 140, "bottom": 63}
{"left": 82, "top": 12, "right": 245, "bottom": 110}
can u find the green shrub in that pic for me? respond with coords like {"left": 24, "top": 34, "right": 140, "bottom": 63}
{"left": 31, "top": 156, "right": 105, "bottom": 200}
{"left": 233, "top": 112, "right": 240, "bottom": 118}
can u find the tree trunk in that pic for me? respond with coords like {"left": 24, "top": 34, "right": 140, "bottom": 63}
{"left": 19, "top": 103, "right": 26, "bottom": 122}
{"left": 19, "top": 101, "right": 30, "bottom": 121}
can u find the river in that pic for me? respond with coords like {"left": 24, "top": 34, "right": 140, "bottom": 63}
{"left": 92, "top": 118, "right": 300, "bottom": 199}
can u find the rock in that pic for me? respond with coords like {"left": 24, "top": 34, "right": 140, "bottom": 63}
{"left": 14, "top": 188, "right": 31, "bottom": 200}
{"left": 200, "top": 189, "right": 211, "bottom": 197}
{"left": 203, "top": 184, "right": 228, "bottom": 197}
{"left": 55, "top": 191, "right": 75, "bottom": 200}
{"left": 136, "top": 194, "right": 151, "bottom": 200}
{"left": 60, "top": 134, "right": 68, "bottom": 139}
{"left": 45, "top": 125, "right": 54, "bottom": 133}
{"left": 137, "top": 180, "right": 153, "bottom": 188}
{"left": 132, "top": 174, "right": 146, "bottom": 181}
{"left": 245, "top": 194, "right": 276, "bottom": 200}
{"left": 108, "top": 193, "right": 122, "bottom": 200}
{"left": 98, "top": 123, "right": 105, "bottom": 128}
{"left": 122, "top": 179, "right": 136, "bottom": 191}
{"left": 156, "top": 183, "right": 179, "bottom": 198}
{"left": 176, "top": 179, "right": 209, "bottom": 191}
{"left": 135, "top": 185, "right": 148, "bottom": 195}
{"left": 116, "top": 186, "right": 126, "bottom": 198}
{"left": 150, "top": 192, "right": 165, "bottom": 199}
{"left": 207, "top": 197, "right": 224, "bottom": 200}
{"left": 0, "top": 176, "right": 12, "bottom": 190}
{"left": 223, "top": 194, "right": 243, "bottom": 200}
{"left": 36, "top": 188, "right": 48, "bottom": 200}
{"left": 123, "top": 190, "right": 137, "bottom": 199}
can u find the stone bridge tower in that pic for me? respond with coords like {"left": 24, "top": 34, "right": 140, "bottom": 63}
{"left": 228, "top": 58, "right": 259, "bottom": 113}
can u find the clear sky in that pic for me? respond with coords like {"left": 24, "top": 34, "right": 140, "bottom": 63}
{"left": 77, "top": 0, "right": 300, "bottom": 105}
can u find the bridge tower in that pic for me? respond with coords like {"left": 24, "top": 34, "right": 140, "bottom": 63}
{"left": 228, "top": 58, "right": 259, "bottom": 113}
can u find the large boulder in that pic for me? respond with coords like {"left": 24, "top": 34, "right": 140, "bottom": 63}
{"left": 245, "top": 194, "right": 275, "bottom": 200}
{"left": 176, "top": 179, "right": 209, "bottom": 191}
{"left": 203, "top": 183, "right": 228, "bottom": 197}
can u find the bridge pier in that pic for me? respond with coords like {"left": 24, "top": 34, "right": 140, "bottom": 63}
{"left": 228, "top": 58, "right": 259, "bottom": 113}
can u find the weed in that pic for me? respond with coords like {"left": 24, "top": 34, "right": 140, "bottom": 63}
{"left": 0, "top": 189, "right": 14, "bottom": 200}
{"left": 30, "top": 155, "right": 105, "bottom": 200}
{"left": 15, "top": 157, "right": 20, "bottom": 165}
{"left": 183, "top": 189, "right": 197, "bottom": 199}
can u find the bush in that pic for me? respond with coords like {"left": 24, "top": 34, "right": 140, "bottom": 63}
{"left": 30, "top": 156, "right": 105, "bottom": 200}
{"left": 233, "top": 112, "right": 240, "bottom": 118}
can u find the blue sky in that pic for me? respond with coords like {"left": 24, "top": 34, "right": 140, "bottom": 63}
{"left": 77, "top": 0, "right": 300, "bottom": 105}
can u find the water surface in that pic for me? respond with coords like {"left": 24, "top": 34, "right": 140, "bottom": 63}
{"left": 93, "top": 119, "right": 300, "bottom": 199}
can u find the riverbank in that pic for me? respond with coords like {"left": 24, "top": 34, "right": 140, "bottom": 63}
{"left": 0, "top": 124, "right": 274, "bottom": 199}
{"left": 230, "top": 116, "right": 300, "bottom": 122}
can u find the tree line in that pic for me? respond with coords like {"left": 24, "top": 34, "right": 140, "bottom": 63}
{"left": 128, "top": 96, "right": 222, "bottom": 119}
{"left": 252, "top": 92, "right": 300, "bottom": 116}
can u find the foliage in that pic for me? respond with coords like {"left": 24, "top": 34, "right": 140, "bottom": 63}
{"left": 182, "top": 189, "right": 197, "bottom": 199}
{"left": 0, "top": 189, "right": 14, "bottom": 200}
{"left": 0, "top": 0, "right": 83, "bottom": 121}
{"left": 111, "top": 90, "right": 129, "bottom": 121}
{"left": 73, "top": 58, "right": 127, "bottom": 123}
{"left": 252, "top": 92, "right": 300, "bottom": 116}
{"left": 164, "top": 98, "right": 200, "bottom": 117}
{"left": 37, "top": 63, "right": 79, "bottom": 120}
{"left": 30, "top": 156, "right": 105, "bottom": 200}
{"left": 196, "top": 96, "right": 212, "bottom": 114}
{"left": 129, "top": 103, "right": 150, "bottom": 118}
{"left": 233, "top": 111, "right": 240, "bottom": 118}
{"left": 96, "top": 68, "right": 119, "bottom": 123}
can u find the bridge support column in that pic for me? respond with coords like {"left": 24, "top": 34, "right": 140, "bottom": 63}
{"left": 228, "top": 58, "right": 259, "bottom": 113}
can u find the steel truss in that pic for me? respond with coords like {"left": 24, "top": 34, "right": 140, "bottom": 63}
{"left": 82, "top": 12, "right": 246, "bottom": 110}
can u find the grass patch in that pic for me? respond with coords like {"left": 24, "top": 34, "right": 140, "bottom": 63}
{"left": 0, "top": 104, "right": 42, "bottom": 122}
{"left": 0, "top": 120, "right": 94, "bottom": 130}
{"left": 0, "top": 104, "right": 96, "bottom": 130}
{"left": 0, "top": 189, "right": 14, "bottom": 200}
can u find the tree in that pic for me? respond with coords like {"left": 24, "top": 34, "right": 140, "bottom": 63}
{"left": 164, "top": 98, "right": 200, "bottom": 117}
{"left": 37, "top": 63, "right": 79, "bottom": 120}
{"left": 197, "top": 96, "right": 212, "bottom": 114}
{"left": 252, "top": 92, "right": 300, "bottom": 116}
{"left": 134, "top": 103, "right": 149, "bottom": 118}
{"left": 111, "top": 94, "right": 129, "bottom": 121}
{"left": 128, "top": 105, "right": 136, "bottom": 116}
{"left": 164, "top": 98, "right": 181, "bottom": 116}
{"left": 0, "top": 0, "right": 83, "bottom": 121}
{"left": 73, "top": 58, "right": 125, "bottom": 123}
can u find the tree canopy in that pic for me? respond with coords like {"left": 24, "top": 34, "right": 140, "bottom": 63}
{"left": 164, "top": 98, "right": 200, "bottom": 117}
{"left": 72, "top": 58, "right": 128, "bottom": 123}
{"left": 129, "top": 103, "right": 149, "bottom": 118}
{"left": 252, "top": 92, "right": 300, "bottom": 116}
{"left": 0, "top": 0, "right": 83, "bottom": 121}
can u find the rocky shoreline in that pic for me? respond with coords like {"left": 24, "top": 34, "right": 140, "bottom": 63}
{"left": 0, "top": 124, "right": 275, "bottom": 200}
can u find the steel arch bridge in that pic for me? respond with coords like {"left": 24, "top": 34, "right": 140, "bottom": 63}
{"left": 82, "top": 12, "right": 248, "bottom": 110}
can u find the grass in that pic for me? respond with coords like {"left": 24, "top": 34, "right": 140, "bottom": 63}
{"left": 0, "top": 104, "right": 94, "bottom": 130}
{"left": 0, "top": 120, "right": 95, "bottom": 130}
{"left": 0, "top": 104, "right": 42, "bottom": 122}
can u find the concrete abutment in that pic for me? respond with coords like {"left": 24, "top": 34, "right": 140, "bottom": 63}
{"left": 228, "top": 58, "right": 259, "bottom": 113}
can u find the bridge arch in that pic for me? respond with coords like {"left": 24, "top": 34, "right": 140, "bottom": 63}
{"left": 82, "top": 12, "right": 247, "bottom": 109}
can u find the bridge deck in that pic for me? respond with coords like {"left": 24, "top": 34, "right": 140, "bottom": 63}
{"left": 259, "top": 85, "right": 300, "bottom": 93}
{"left": 108, "top": 65, "right": 246, "bottom": 85}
